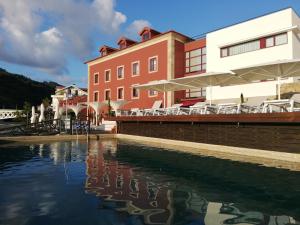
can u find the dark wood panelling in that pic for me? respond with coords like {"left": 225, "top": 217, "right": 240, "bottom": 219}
{"left": 117, "top": 121, "right": 300, "bottom": 153}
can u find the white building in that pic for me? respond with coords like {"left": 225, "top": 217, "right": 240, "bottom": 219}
{"left": 51, "top": 85, "right": 88, "bottom": 116}
{"left": 205, "top": 7, "right": 300, "bottom": 100}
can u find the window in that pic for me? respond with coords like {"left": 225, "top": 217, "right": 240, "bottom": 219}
{"left": 148, "top": 90, "right": 158, "bottom": 97}
{"left": 221, "top": 33, "right": 288, "bottom": 57}
{"left": 94, "top": 73, "right": 99, "bottom": 84}
{"left": 105, "top": 69, "right": 111, "bottom": 82}
{"left": 275, "top": 33, "right": 288, "bottom": 45}
{"left": 93, "top": 92, "right": 99, "bottom": 102}
{"left": 185, "top": 47, "right": 206, "bottom": 73}
{"left": 266, "top": 37, "right": 274, "bottom": 47}
{"left": 149, "top": 56, "right": 158, "bottom": 73}
{"left": 185, "top": 88, "right": 206, "bottom": 98}
{"left": 104, "top": 89, "right": 111, "bottom": 100}
{"left": 142, "top": 32, "right": 150, "bottom": 41}
{"left": 119, "top": 42, "right": 126, "bottom": 49}
{"left": 132, "top": 86, "right": 140, "bottom": 99}
{"left": 132, "top": 61, "right": 140, "bottom": 76}
{"left": 117, "top": 87, "right": 124, "bottom": 100}
{"left": 117, "top": 66, "right": 124, "bottom": 79}
{"left": 102, "top": 51, "right": 107, "bottom": 56}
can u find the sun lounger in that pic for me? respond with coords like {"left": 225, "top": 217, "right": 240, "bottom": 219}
{"left": 217, "top": 102, "right": 241, "bottom": 114}
{"left": 157, "top": 103, "right": 183, "bottom": 115}
{"left": 179, "top": 101, "right": 217, "bottom": 115}
{"left": 130, "top": 108, "right": 143, "bottom": 116}
{"left": 262, "top": 99, "right": 293, "bottom": 113}
{"left": 290, "top": 94, "right": 300, "bottom": 112}
{"left": 239, "top": 96, "right": 269, "bottom": 113}
{"left": 143, "top": 100, "right": 163, "bottom": 116}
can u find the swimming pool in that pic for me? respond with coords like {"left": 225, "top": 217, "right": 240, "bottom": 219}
{"left": 0, "top": 139, "right": 299, "bottom": 225}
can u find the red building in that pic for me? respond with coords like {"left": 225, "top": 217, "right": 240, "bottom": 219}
{"left": 85, "top": 27, "right": 206, "bottom": 111}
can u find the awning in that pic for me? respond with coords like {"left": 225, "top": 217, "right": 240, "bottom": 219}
{"left": 232, "top": 58, "right": 300, "bottom": 99}
{"left": 170, "top": 72, "right": 248, "bottom": 87}
{"left": 132, "top": 80, "right": 197, "bottom": 107}
{"left": 132, "top": 80, "right": 197, "bottom": 91}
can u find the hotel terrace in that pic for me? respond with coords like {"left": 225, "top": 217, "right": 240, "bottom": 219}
{"left": 84, "top": 7, "right": 300, "bottom": 120}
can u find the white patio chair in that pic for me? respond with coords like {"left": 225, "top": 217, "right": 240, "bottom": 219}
{"left": 130, "top": 108, "right": 143, "bottom": 116}
{"left": 217, "top": 102, "right": 241, "bottom": 114}
{"left": 290, "top": 94, "right": 300, "bottom": 112}
{"left": 179, "top": 101, "right": 217, "bottom": 115}
{"left": 239, "top": 96, "right": 269, "bottom": 113}
{"left": 262, "top": 99, "right": 293, "bottom": 113}
{"left": 157, "top": 103, "right": 183, "bottom": 115}
{"left": 143, "top": 100, "right": 163, "bottom": 116}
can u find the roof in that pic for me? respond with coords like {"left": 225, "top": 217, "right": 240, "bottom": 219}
{"left": 139, "top": 27, "right": 161, "bottom": 36}
{"left": 85, "top": 30, "right": 194, "bottom": 64}
{"left": 55, "top": 84, "right": 87, "bottom": 93}
{"left": 117, "top": 37, "right": 137, "bottom": 45}
{"left": 99, "top": 45, "right": 117, "bottom": 52}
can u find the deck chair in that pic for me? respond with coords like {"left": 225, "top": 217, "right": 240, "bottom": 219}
{"left": 157, "top": 103, "right": 183, "bottom": 115}
{"left": 240, "top": 96, "right": 269, "bottom": 113}
{"left": 143, "top": 100, "right": 163, "bottom": 116}
{"left": 130, "top": 108, "right": 143, "bottom": 116}
{"left": 179, "top": 101, "right": 217, "bottom": 115}
{"left": 289, "top": 94, "right": 300, "bottom": 112}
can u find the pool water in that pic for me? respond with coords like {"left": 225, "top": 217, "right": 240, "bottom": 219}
{"left": 0, "top": 139, "right": 299, "bottom": 225}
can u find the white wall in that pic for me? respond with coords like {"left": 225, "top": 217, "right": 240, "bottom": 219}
{"left": 206, "top": 78, "right": 293, "bottom": 100}
{"left": 205, "top": 8, "right": 300, "bottom": 100}
{"left": 292, "top": 10, "right": 300, "bottom": 58}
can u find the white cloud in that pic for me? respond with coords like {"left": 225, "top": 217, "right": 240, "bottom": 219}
{"left": 0, "top": 0, "right": 129, "bottom": 76}
{"left": 126, "top": 19, "right": 151, "bottom": 38}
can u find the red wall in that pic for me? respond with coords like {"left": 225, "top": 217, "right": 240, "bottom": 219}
{"left": 89, "top": 41, "right": 168, "bottom": 111}
{"left": 184, "top": 38, "right": 206, "bottom": 52}
{"left": 174, "top": 40, "right": 186, "bottom": 103}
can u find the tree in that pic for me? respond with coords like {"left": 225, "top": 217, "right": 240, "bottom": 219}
{"left": 42, "top": 97, "right": 50, "bottom": 108}
{"left": 23, "top": 101, "right": 31, "bottom": 125}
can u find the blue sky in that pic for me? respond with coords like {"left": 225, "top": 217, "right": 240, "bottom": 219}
{"left": 0, "top": 0, "right": 300, "bottom": 87}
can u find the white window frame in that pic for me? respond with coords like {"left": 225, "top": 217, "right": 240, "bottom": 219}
{"left": 104, "top": 89, "right": 111, "bottom": 101}
{"left": 131, "top": 84, "right": 140, "bottom": 99}
{"left": 148, "top": 56, "right": 158, "bottom": 73}
{"left": 117, "top": 65, "right": 124, "bottom": 80}
{"left": 93, "top": 91, "right": 99, "bottom": 102}
{"left": 148, "top": 89, "right": 158, "bottom": 97}
{"left": 131, "top": 61, "right": 140, "bottom": 77}
{"left": 117, "top": 86, "right": 124, "bottom": 100}
{"left": 104, "top": 69, "right": 111, "bottom": 83}
{"left": 94, "top": 72, "right": 99, "bottom": 85}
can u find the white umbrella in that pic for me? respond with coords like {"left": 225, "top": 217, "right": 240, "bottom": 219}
{"left": 53, "top": 101, "right": 60, "bottom": 125}
{"left": 103, "top": 100, "right": 130, "bottom": 111}
{"left": 133, "top": 80, "right": 196, "bottom": 107}
{"left": 30, "top": 106, "right": 36, "bottom": 124}
{"left": 39, "top": 103, "right": 45, "bottom": 122}
{"left": 232, "top": 59, "right": 300, "bottom": 99}
{"left": 170, "top": 72, "right": 242, "bottom": 104}
{"left": 89, "top": 102, "right": 106, "bottom": 125}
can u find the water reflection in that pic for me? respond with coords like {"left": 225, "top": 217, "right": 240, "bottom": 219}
{"left": 0, "top": 140, "right": 299, "bottom": 225}
{"left": 85, "top": 140, "right": 300, "bottom": 225}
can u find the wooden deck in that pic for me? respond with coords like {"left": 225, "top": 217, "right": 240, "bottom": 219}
{"left": 110, "top": 112, "right": 300, "bottom": 124}
{"left": 109, "top": 112, "right": 300, "bottom": 153}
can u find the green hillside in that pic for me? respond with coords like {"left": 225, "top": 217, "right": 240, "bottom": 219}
{"left": 0, "top": 68, "right": 59, "bottom": 109}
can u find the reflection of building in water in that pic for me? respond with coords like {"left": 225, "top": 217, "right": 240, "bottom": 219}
{"left": 85, "top": 140, "right": 300, "bottom": 225}
{"left": 85, "top": 140, "right": 173, "bottom": 225}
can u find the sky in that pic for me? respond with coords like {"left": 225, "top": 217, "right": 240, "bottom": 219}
{"left": 0, "top": 0, "right": 300, "bottom": 88}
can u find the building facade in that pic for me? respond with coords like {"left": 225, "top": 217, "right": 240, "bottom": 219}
{"left": 206, "top": 7, "right": 300, "bottom": 100}
{"left": 85, "top": 7, "right": 300, "bottom": 112}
